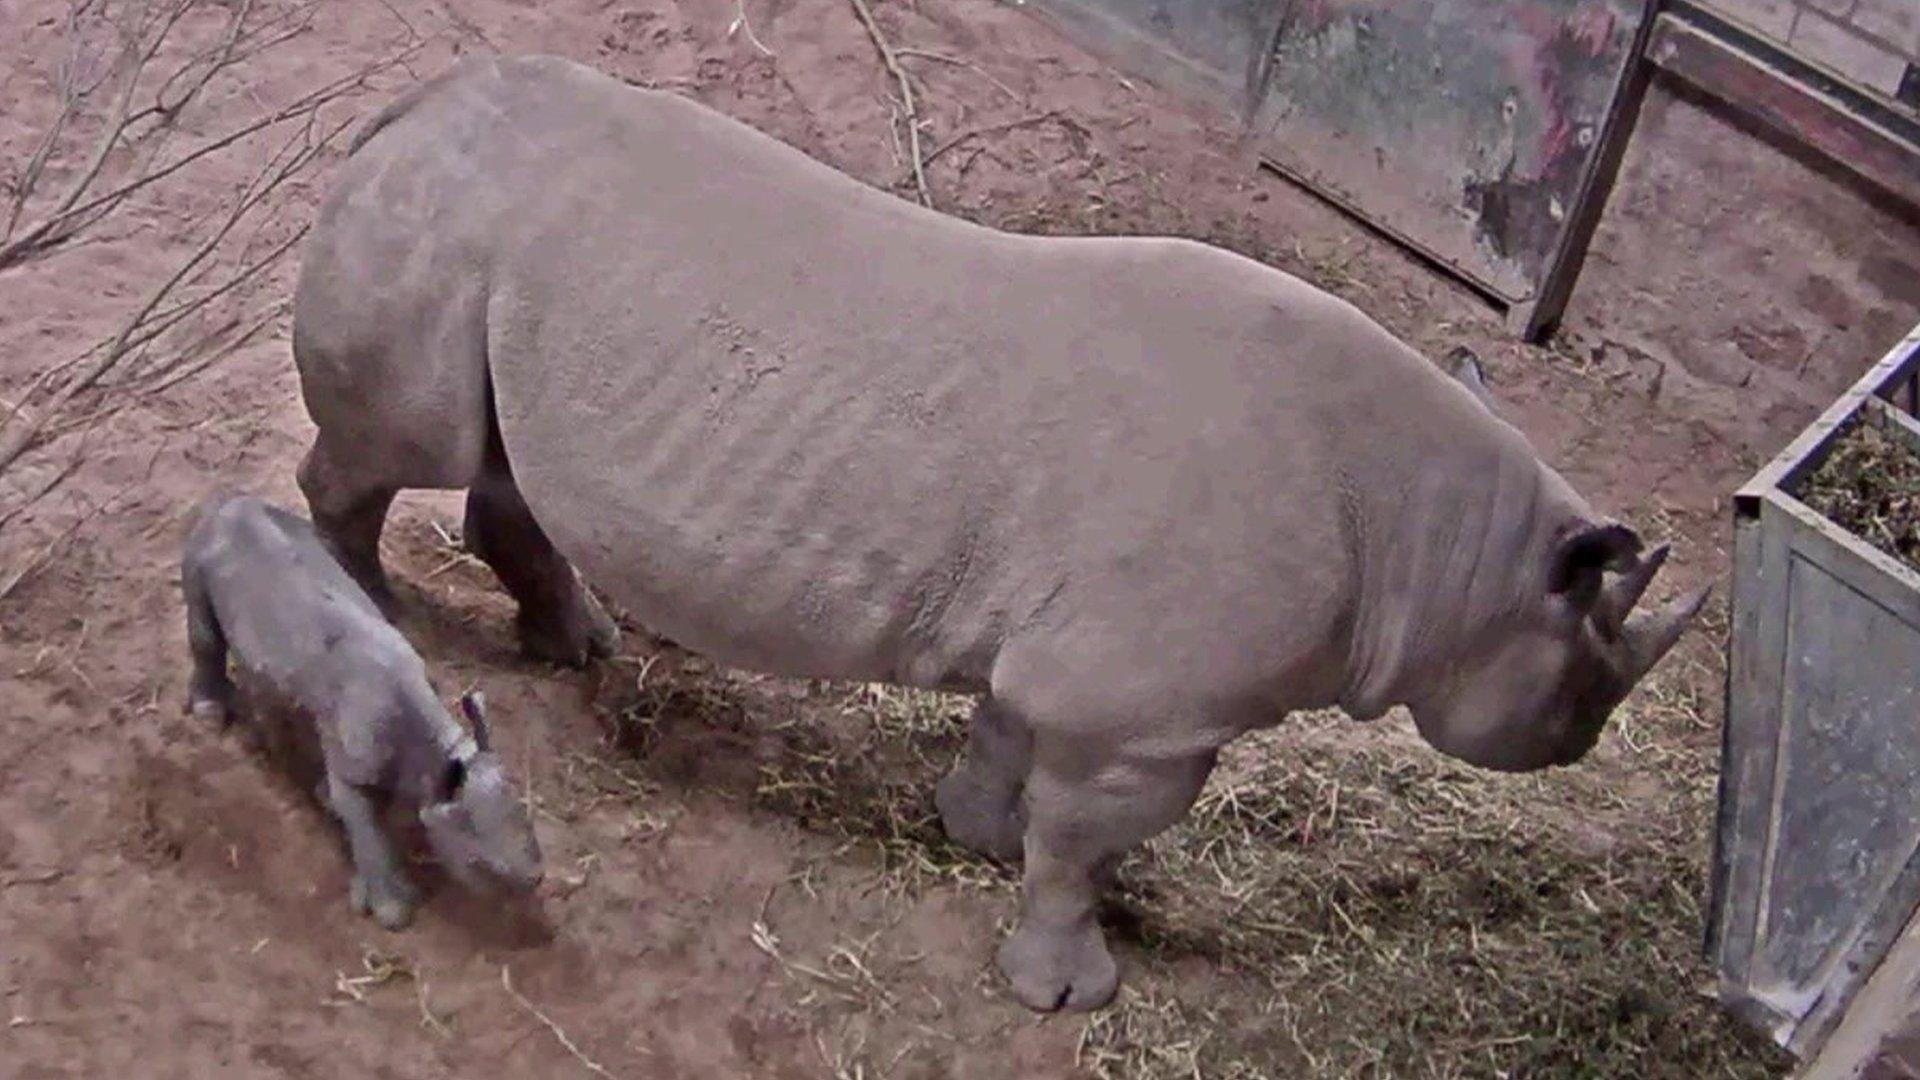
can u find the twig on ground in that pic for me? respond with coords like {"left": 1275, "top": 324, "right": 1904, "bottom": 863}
{"left": 908, "top": 110, "right": 1061, "bottom": 181}
{"left": 500, "top": 965, "right": 621, "bottom": 1080}
{"left": 846, "top": 0, "right": 929, "bottom": 207}
{"left": 371, "top": 0, "right": 420, "bottom": 43}
{"left": 439, "top": 3, "right": 497, "bottom": 53}
{"left": 894, "top": 48, "right": 1021, "bottom": 104}
{"left": 619, "top": 75, "right": 698, "bottom": 93}
{"left": 0, "top": 869, "right": 66, "bottom": 888}
{"left": 330, "top": 951, "right": 415, "bottom": 1005}
{"left": 0, "top": 523, "right": 80, "bottom": 603}
{"left": 0, "top": 5, "right": 421, "bottom": 484}
{"left": 727, "top": 0, "right": 775, "bottom": 57}
{"left": 416, "top": 972, "right": 453, "bottom": 1037}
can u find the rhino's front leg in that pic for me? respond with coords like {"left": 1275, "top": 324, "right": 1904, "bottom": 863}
{"left": 936, "top": 696, "right": 1031, "bottom": 862}
{"left": 997, "top": 745, "right": 1214, "bottom": 1012}
{"left": 324, "top": 776, "right": 418, "bottom": 930}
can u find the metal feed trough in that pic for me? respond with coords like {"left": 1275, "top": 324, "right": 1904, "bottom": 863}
{"left": 1711, "top": 321, "right": 1920, "bottom": 1071}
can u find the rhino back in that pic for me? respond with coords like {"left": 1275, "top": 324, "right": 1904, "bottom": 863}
{"left": 188, "top": 494, "right": 416, "bottom": 707}
{"left": 345, "top": 56, "right": 1515, "bottom": 698}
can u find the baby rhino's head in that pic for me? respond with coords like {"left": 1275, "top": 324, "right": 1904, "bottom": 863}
{"left": 419, "top": 691, "right": 544, "bottom": 892}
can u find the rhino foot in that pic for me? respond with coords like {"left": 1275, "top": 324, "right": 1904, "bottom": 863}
{"left": 186, "top": 687, "right": 234, "bottom": 729}
{"left": 350, "top": 871, "right": 419, "bottom": 931}
{"left": 935, "top": 770, "right": 1025, "bottom": 863}
{"left": 581, "top": 586, "right": 619, "bottom": 657}
{"left": 997, "top": 919, "right": 1118, "bottom": 1012}
{"left": 517, "top": 610, "right": 607, "bottom": 668}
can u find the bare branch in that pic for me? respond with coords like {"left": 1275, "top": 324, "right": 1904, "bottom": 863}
{"left": 847, "top": 0, "right": 930, "bottom": 207}
{"left": 0, "top": 4, "right": 421, "bottom": 484}
{"left": 5, "top": 5, "right": 92, "bottom": 238}
{"left": 0, "top": 3, "right": 407, "bottom": 274}
{"left": 894, "top": 49, "right": 1023, "bottom": 105}
{"left": 0, "top": 446, "right": 88, "bottom": 534}
{"left": 0, "top": 444, "right": 160, "bottom": 604}
{"left": 904, "top": 110, "right": 1069, "bottom": 184}
{"left": 0, "top": 108, "right": 343, "bottom": 474}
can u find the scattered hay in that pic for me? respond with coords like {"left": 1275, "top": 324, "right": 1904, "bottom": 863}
{"left": 752, "top": 681, "right": 1012, "bottom": 898}
{"left": 742, "top": 680, "right": 1782, "bottom": 1077}
{"left": 571, "top": 614, "right": 1772, "bottom": 1075}
{"left": 1078, "top": 984, "right": 1298, "bottom": 1079}
{"left": 329, "top": 951, "right": 419, "bottom": 1006}
{"left": 1075, "top": 711, "right": 1785, "bottom": 1078}
{"left": 751, "top": 914, "right": 900, "bottom": 1016}
{"left": 1798, "top": 417, "right": 1920, "bottom": 573}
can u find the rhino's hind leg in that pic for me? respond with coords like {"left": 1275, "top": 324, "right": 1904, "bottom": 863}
{"left": 936, "top": 696, "right": 1031, "bottom": 862}
{"left": 463, "top": 466, "right": 617, "bottom": 667}
{"left": 298, "top": 439, "right": 399, "bottom": 616}
{"left": 997, "top": 741, "right": 1215, "bottom": 1012}
{"left": 182, "top": 566, "right": 234, "bottom": 727}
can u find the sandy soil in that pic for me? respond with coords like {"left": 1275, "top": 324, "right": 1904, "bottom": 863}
{"left": 2, "top": 1, "right": 1917, "bottom": 1077}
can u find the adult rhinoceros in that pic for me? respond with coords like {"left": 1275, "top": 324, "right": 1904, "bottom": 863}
{"left": 291, "top": 54, "right": 1706, "bottom": 1012}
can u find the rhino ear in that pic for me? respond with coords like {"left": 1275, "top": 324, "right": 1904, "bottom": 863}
{"left": 1549, "top": 522, "right": 1642, "bottom": 611}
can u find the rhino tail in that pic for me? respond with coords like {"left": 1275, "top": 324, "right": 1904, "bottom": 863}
{"left": 346, "top": 79, "right": 436, "bottom": 157}
{"left": 346, "top": 56, "right": 501, "bottom": 157}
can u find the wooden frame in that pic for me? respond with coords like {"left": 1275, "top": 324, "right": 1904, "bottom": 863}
{"left": 1645, "top": 4, "right": 1920, "bottom": 211}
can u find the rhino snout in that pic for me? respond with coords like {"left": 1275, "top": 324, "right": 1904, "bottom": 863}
{"left": 1411, "top": 697, "right": 1607, "bottom": 774}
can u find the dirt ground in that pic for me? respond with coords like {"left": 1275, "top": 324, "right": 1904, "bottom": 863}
{"left": 3, "top": 1, "right": 1918, "bottom": 1077}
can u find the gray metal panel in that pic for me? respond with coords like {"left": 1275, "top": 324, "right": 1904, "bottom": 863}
{"left": 1714, "top": 324, "right": 1920, "bottom": 1061}
{"left": 1718, "top": 481, "right": 1800, "bottom": 1039}
{"left": 1019, "top": 0, "right": 1656, "bottom": 317}
{"left": 1768, "top": 499, "right": 1920, "bottom": 1055}
{"left": 1022, "top": 0, "right": 1282, "bottom": 118}
{"left": 1765, "top": 540, "right": 1920, "bottom": 988}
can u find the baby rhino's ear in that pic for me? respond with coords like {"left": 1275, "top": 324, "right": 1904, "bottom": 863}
{"left": 459, "top": 689, "right": 491, "bottom": 752}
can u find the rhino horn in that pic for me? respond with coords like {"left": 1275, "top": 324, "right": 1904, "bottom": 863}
{"left": 1593, "top": 542, "right": 1670, "bottom": 640}
{"left": 1623, "top": 584, "right": 1711, "bottom": 679}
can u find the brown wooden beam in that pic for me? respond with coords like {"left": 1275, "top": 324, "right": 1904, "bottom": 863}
{"left": 1646, "top": 13, "right": 1920, "bottom": 212}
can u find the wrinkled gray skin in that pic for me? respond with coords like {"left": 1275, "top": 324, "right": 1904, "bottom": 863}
{"left": 291, "top": 55, "right": 1707, "bottom": 1009}
{"left": 181, "top": 492, "right": 543, "bottom": 929}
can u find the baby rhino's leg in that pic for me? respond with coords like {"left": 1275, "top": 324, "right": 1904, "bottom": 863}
{"left": 182, "top": 567, "right": 234, "bottom": 726}
{"left": 324, "top": 775, "right": 418, "bottom": 930}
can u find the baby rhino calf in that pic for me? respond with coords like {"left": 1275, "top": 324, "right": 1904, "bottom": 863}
{"left": 180, "top": 491, "right": 543, "bottom": 929}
